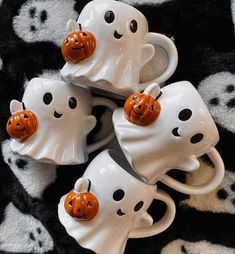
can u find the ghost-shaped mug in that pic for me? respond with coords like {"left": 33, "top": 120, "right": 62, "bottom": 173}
{"left": 58, "top": 149, "right": 176, "bottom": 254}
{"left": 60, "top": 0, "right": 178, "bottom": 98}
{"left": 113, "top": 81, "right": 225, "bottom": 195}
{"left": 9, "top": 78, "right": 117, "bottom": 165}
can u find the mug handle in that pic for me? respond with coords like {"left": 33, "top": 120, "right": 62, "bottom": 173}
{"left": 129, "top": 189, "right": 175, "bottom": 238}
{"left": 87, "top": 97, "right": 117, "bottom": 154}
{"left": 160, "top": 147, "right": 225, "bottom": 195}
{"left": 138, "top": 32, "right": 178, "bottom": 91}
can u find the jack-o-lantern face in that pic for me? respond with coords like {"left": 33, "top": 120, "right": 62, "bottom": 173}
{"left": 6, "top": 110, "right": 38, "bottom": 142}
{"left": 64, "top": 191, "right": 99, "bottom": 221}
{"left": 124, "top": 92, "right": 161, "bottom": 126}
{"left": 61, "top": 30, "right": 96, "bottom": 64}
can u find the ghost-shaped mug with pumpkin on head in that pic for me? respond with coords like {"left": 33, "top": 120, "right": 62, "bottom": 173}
{"left": 60, "top": 0, "right": 178, "bottom": 98}
{"left": 7, "top": 78, "right": 117, "bottom": 165}
{"left": 113, "top": 82, "right": 225, "bottom": 195}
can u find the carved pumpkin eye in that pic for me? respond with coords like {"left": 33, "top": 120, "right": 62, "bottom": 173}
{"left": 133, "top": 96, "right": 138, "bottom": 101}
{"left": 87, "top": 201, "right": 92, "bottom": 207}
{"left": 82, "top": 32, "right": 87, "bottom": 36}
{"left": 150, "top": 105, "right": 154, "bottom": 111}
{"left": 104, "top": 10, "right": 115, "bottom": 23}
{"left": 64, "top": 38, "right": 69, "bottom": 44}
{"left": 24, "top": 114, "right": 29, "bottom": 118}
{"left": 130, "top": 20, "right": 138, "bottom": 33}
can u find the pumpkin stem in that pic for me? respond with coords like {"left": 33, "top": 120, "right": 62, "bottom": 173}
{"left": 78, "top": 23, "right": 82, "bottom": 31}
{"left": 74, "top": 178, "right": 90, "bottom": 193}
{"left": 22, "top": 102, "right": 26, "bottom": 110}
{"left": 143, "top": 83, "right": 161, "bottom": 99}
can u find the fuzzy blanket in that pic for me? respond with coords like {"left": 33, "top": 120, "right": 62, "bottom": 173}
{"left": 0, "top": 0, "right": 235, "bottom": 253}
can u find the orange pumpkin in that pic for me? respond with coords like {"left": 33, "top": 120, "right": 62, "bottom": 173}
{"left": 64, "top": 190, "right": 99, "bottom": 221}
{"left": 61, "top": 30, "right": 96, "bottom": 64}
{"left": 124, "top": 92, "right": 161, "bottom": 126}
{"left": 6, "top": 110, "right": 38, "bottom": 142}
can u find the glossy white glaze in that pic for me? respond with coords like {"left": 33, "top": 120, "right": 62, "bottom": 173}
{"left": 113, "top": 81, "right": 224, "bottom": 193}
{"left": 58, "top": 150, "right": 175, "bottom": 254}
{"left": 61, "top": 0, "right": 178, "bottom": 97}
{"left": 10, "top": 78, "right": 116, "bottom": 165}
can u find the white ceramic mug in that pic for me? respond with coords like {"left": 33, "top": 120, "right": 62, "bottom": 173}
{"left": 113, "top": 81, "right": 225, "bottom": 194}
{"left": 60, "top": 0, "right": 178, "bottom": 98}
{"left": 58, "top": 149, "right": 176, "bottom": 254}
{"left": 9, "top": 78, "right": 117, "bottom": 165}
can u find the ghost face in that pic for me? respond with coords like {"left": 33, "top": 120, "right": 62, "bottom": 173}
{"left": 10, "top": 78, "right": 96, "bottom": 165}
{"left": 58, "top": 150, "right": 155, "bottom": 254}
{"left": 113, "top": 81, "right": 219, "bottom": 184}
{"left": 78, "top": 0, "right": 147, "bottom": 46}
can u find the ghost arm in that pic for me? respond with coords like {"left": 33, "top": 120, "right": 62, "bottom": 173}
{"left": 160, "top": 147, "right": 225, "bottom": 195}
{"left": 10, "top": 100, "right": 24, "bottom": 114}
{"left": 129, "top": 189, "right": 175, "bottom": 238}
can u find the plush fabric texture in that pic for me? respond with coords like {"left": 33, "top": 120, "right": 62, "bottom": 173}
{"left": 0, "top": 0, "right": 234, "bottom": 253}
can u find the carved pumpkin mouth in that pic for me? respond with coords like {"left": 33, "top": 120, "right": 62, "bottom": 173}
{"left": 132, "top": 109, "right": 143, "bottom": 116}
{"left": 72, "top": 46, "right": 84, "bottom": 50}
{"left": 114, "top": 30, "right": 123, "bottom": 39}
{"left": 14, "top": 127, "right": 26, "bottom": 132}
{"left": 54, "top": 111, "right": 63, "bottom": 119}
{"left": 117, "top": 208, "right": 125, "bottom": 216}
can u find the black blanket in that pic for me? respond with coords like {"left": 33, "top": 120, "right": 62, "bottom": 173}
{"left": 0, "top": 0, "right": 235, "bottom": 253}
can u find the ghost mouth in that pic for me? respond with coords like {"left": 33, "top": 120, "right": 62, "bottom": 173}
{"left": 114, "top": 30, "right": 123, "bottom": 39}
{"left": 72, "top": 46, "right": 84, "bottom": 50}
{"left": 117, "top": 209, "right": 125, "bottom": 216}
{"left": 172, "top": 127, "right": 181, "bottom": 137}
{"left": 54, "top": 111, "right": 63, "bottom": 119}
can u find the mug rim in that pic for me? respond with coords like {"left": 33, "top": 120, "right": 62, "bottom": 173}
{"left": 106, "top": 149, "right": 148, "bottom": 184}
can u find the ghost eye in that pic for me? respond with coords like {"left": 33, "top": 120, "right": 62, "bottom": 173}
{"left": 130, "top": 20, "right": 138, "bottom": 33}
{"left": 68, "top": 97, "right": 77, "bottom": 109}
{"left": 133, "top": 96, "right": 138, "bottom": 101}
{"left": 134, "top": 201, "right": 144, "bottom": 212}
{"left": 113, "top": 189, "right": 125, "bottom": 201}
{"left": 104, "top": 10, "right": 115, "bottom": 23}
{"left": 43, "top": 92, "right": 53, "bottom": 105}
{"left": 178, "top": 108, "right": 192, "bottom": 121}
